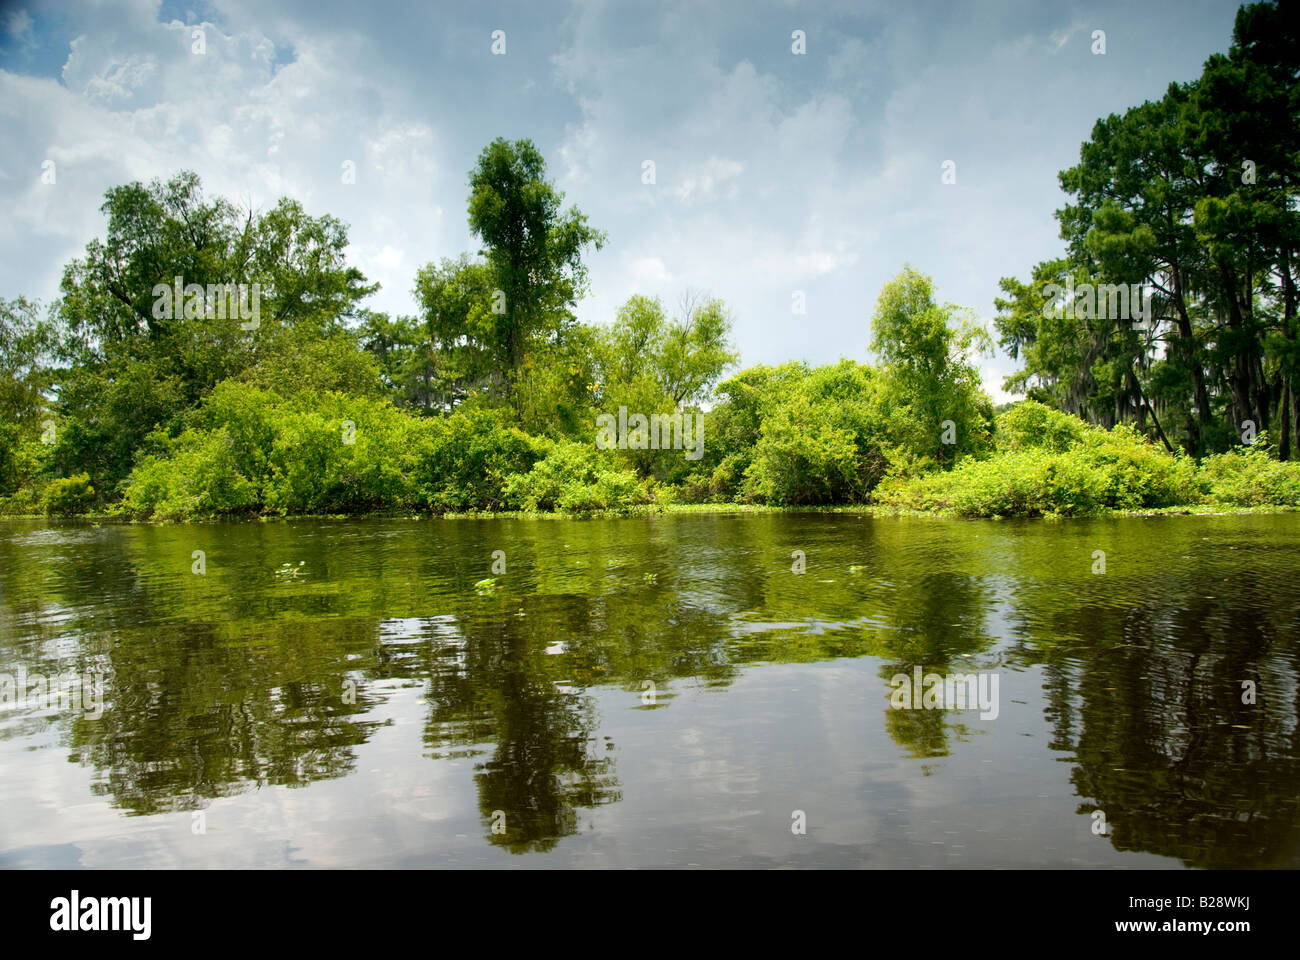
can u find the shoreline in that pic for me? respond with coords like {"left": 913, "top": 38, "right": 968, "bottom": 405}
{"left": 3, "top": 502, "right": 1296, "bottom": 524}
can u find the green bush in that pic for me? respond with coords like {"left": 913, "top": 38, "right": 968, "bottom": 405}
{"left": 684, "top": 363, "right": 810, "bottom": 500}
{"left": 877, "top": 419, "right": 1199, "bottom": 517}
{"left": 994, "top": 400, "right": 1087, "bottom": 453}
{"left": 1199, "top": 442, "right": 1300, "bottom": 506}
{"left": 120, "top": 381, "right": 547, "bottom": 518}
{"left": 0, "top": 485, "right": 41, "bottom": 516}
{"left": 0, "top": 434, "right": 51, "bottom": 514}
{"left": 408, "top": 407, "right": 544, "bottom": 511}
{"left": 677, "top": 451, "right": 748, "bottom": 504}
{"left": 502, "top": 439, "right": 651, "bottom": 511}
{"left": 1077, "top": 423, "right": 1199, "bottom": 509}
{"left": 124, "top": 429, "right": 261, "bottom": 520}
{"left": 889, "top": 454, "right": 1072, "bottom": 515}
{"left": 43, "top": 473, "right": 95, "bottom": 516}
{"left": 745, "top": 361, "right": 891, "bottom": 504}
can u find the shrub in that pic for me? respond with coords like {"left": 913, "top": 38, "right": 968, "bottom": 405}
{"left": 677, "top": 451, "right": 748, "bottom": 503}
{"left": 502, "top": 440, "right": 650, "bottom": 511}
{"left": 121, "top": 383, "right": 547, "bottom": 517}
{"left": 122, "top": 429, "right": 259, "bottom": 520}
{"left": 0, "top": 485, "right": 41, "bottom": 516}
{"left": 1077, "top": 423, "right": 1199, "bottom": 509}
{"left": 745, "top": 361, "right": 890, "bottom": 504}
{"left": 876, "top": 420, "right": 1199, "bottom": 517}
{"left": 995, "top": 400, "right": 1087, "bottom": 453}
{"left": 686, "top": 363, "right": 810, "bottom": 500}
{"left": 43, "top": 473, "right": 95, "bottom": 516}
{"left": 1198, "top": 442, "right": 1300, "bottom": 506}
{"left": 0, "top": 435, "right": 51, "bottom": 514}
{"left": 408, "top": 407, "right": 543, "bottom": 511}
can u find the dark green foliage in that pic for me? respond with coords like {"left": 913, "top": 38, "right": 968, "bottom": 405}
{"left": 998, "top": 1, "right": 1300, "bottom": 460}
{"left": 0, "top": 423, "right": 19, "bottom": 497}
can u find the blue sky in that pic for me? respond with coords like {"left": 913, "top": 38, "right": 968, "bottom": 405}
{"left": 0, "top": 0, "right": 1246, "bottom": 399}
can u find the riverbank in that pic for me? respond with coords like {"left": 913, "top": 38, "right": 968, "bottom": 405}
{"left": 10, "top": 398, "right": 1298, "bottom": 523}
{"left": 4, "top": 500, "right": 1297, "bottom": 524}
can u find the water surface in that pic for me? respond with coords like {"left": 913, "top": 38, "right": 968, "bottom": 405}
{"left": 1, "top": 513, "right": 1297, "bottom": 868}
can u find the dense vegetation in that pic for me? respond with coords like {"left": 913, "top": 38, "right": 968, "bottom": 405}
{"left": 995, "top": 1, "right": 1300, "bottom": 458}
{"left": 1, "top": 1, "right": 1297, "bottom": 521}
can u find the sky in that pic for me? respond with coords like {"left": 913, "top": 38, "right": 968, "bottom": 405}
{"left": 0, "top": 0, "right": 1248, "bottom": 401}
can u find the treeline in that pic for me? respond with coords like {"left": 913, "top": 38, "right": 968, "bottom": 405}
{"left": 0, "top": 134, "right": 1008, "bottom": 518}
{"left": 1, "top": 1, "right": 1298, "bottom": 520}
{"left": 995, "top": 0, "right": 1300, "bottom": 458}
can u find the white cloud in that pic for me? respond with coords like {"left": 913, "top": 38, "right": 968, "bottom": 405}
{"left": 0, "top": 0, "right": 1248, "bottom": 383}
{"left": 0, "top": 11, "right": 451, "bottom": 320}
{"left": 6, "top": 9, "right": 35, "bottom": 47}
{"left": 674, "top": 156, "right": 743, "bottom": 204}
{"left": 1049, "top": 20, "right": 1089, "bottom": 51}
{"left": 627, "top": 255, "right": 673, "bottom": 288}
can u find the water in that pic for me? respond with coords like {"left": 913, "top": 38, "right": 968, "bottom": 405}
{"left": 1, "top": 513, "right": 1297, "bottom": 868}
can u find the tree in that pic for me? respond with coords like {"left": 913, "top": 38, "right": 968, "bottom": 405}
{"left": 57, "top": 171, "right": 376, "bottom": 387}
{"left": 594, "top": 292, "right": 737, "bottom": 408}
{"left": 467, "top": 138, "right": 606, "bottom": 396}
{"left": 356, "top": 309, "right": 443, "bottom": 412}
{"left": 681, "top": 362, "right": 810, "bottom": 499}
{"left": 870, "top": 266, "right": 993, "bottom": 467}
{"left": 0, "top": 296, "right": 56, "bottom": 428}
{"left": 1003, "top": 1, "right": 1299, "bottom": 458}
{"left": 51, "top": 171, "right": 378, "bottom": 496}
{"left": 591, "top": 292, "right": 737, "bottom": 478}
{"left": 745, "top": 360, "right": 889, "bottom": 504}
{"left": 1192, "top": 0, "right": 1300, "bottom": 457}
{"left": 413, "top": 254, "right": 501, "bottom": 407}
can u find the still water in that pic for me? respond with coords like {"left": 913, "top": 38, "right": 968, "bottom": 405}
{"left": 1, "top": 513, "right": 1297, "bottom": 868}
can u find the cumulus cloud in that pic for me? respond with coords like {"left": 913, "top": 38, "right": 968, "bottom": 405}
{"left": 0, "top": 0, "right": 1246, "bottom": 394}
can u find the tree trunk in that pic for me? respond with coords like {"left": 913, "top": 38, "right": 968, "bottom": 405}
{"left": 1171, "top": 270, "right": 1210, "bottom": 454}
{"left": 1127, "top": 367, "right": 1174, "bottom": 452}
{"left": 1280, "top": 381, "right": 1292, "bottom": 462}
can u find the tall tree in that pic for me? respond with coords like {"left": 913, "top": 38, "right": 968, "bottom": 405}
{"left": 467, "top": 138, "right": 606, "bottom": 396}
{"left": 871, "top": 266, "right": 993, "bottom": 467}
{"left": 1001, "top": 1, "right": 1299, "bottom": 457}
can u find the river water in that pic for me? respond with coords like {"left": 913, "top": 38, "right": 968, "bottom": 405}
{"left": 1, "top": 513, "right": 1297, "bottom": 868}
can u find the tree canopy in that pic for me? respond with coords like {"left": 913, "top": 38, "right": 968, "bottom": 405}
{"left": 996, "top": 0, "right": 1299, "bottom": 458}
